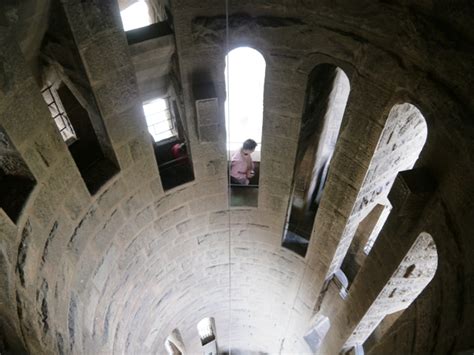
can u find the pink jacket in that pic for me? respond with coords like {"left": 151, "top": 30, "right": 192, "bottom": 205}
{"left": 230, "top": 151, "right": 254, "bottom": 185}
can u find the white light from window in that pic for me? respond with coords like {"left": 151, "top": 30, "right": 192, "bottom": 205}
{"left": 120, "top": 1, "right": 152, "bottom": 31}
{"left": 41, "top": 86, "right": 77, "bottom": 144}
{"left": 197, "top": 317, "right": 215, "bottom": 345}
{"left": 225, "top": 47, "right": 265, "bottom": 153}
{"left": 143, "top": 98, "right": 174, "bottom": 142}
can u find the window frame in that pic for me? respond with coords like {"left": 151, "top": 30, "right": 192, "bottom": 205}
{"left": 143, "top": 97, "right": 177, "bottom": 143}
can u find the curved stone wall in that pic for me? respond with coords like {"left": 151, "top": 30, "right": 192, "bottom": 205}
{"left": 0, "top": 0, "right": 473, "bottom": 354}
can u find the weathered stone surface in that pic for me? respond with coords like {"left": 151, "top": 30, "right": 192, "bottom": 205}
{"left": 0, "top": 0, "right": 473, "bottom": 354}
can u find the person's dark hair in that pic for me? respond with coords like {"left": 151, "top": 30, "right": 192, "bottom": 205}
{"left": 243, "top": 139, "right": 257, "bottom": 151}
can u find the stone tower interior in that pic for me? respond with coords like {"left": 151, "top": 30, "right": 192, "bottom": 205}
{"left": 0, "top": 1, "right": 473, "bottom": 354}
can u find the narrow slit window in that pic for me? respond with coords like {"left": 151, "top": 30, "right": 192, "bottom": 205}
{"left": 340, "top": 202, "right": 391, "bottom": 285}
{"left": 144, "top": 97, "right": 195, "bottom": 190}
{"left": 225, "top": 47, "right": 265, "bottom": 207}
{"left": 41, "top": 83, "right": 119, "bottom": 194}
{"left": 282, "top": 64, "right": 350, "bottom": 257}
{"left": 197, "top": 317, "right": 217, "bottom": 353}
{"left": 0, "top": 126, "right": 36, "bottom": 223}
{"left": 42, "top": 85, "right": 76, "bottom": 144}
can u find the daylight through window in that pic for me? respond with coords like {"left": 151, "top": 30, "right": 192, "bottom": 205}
{"left": 143, "top": 98, "right": 175, "bottom": 142}
{"left": 225, "top": 47, "right": 265, "bottom": 156}
{"left": 120, "top": 0, "right": 152, "bottom": 31}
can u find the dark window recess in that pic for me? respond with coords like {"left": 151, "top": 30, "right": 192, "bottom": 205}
{"left": 0, "top": 127, "right": 36, "bottom": 223}
{"left": 147, "top": 98, "right": 195, "bottom": 191}
{"left": 340, "top": 204, "right": 387, "bottom": 287}
{"left": 153, "top": 138, "right": 194, "bottom": 190}
{"left": 282, "top": 64, "right": 350, "bottom": 257}
{"left": 125, "top": 21, "right": 173, "bottom": 45}
{"left": 55, "top": 84, "right": 118, "bottom": 194}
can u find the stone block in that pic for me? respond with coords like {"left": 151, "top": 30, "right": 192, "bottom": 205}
{"left": 92, "top": 244, "right": 118, "bottom": 291}
{"left": 80, "top": 30, "right": 130, "bottom": 83}
{"left": 62, "top": 1, "right": 123, "bottom": 46}
{"left": 156, "top": 205, "right": 188, "bottom": 231}
{"left": 93, "top": 66, "right": 140, "bottom": 118}
{"left": 107, "top": 105, "right": 147, "bottom": 147}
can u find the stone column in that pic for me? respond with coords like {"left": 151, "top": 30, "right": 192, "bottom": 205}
{"left": 304, "top": 75, "right": 392, "bottom": 302}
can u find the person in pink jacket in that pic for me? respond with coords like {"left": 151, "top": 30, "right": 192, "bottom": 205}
{"left": 230, "top": 139, "right": 257, "bottom": 185}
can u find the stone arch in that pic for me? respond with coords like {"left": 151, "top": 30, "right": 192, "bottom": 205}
{"left": 225, "top": 46, "right": 266, "bottom": 206}
{"left": 343, "top": 232, "right": 438, "bottom": 351}
{"left": 334, "top": 103, "right": 428, "bottom": 282}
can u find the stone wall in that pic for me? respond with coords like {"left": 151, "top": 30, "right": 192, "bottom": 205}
{"left": 0, "top": 0, "right": 473, "bottom": 354}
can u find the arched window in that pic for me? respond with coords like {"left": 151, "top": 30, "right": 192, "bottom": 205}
{"left": 342, "top": 232, "right": 438, "bottom": 351}
{"left": 225, "top": 47, "right": 265, "bottom": 155}
{"left": 225, "top": 47, "right": 265, "bottom": 206}
{"left": 339, "top": 103, "right": 428, "bottom": 284}
{"left": 120, "top": 1, "right": 152, "bottom": 31}
{"left": 282, "top": 64, "right": 350, "bottom": 256}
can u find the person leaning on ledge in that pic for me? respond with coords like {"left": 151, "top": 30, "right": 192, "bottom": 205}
{"left": 230, "top": 139, "right": 257, "bottom": 185}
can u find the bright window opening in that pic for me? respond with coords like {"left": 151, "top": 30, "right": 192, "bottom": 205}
{"left": 143, "top": 98, "right": 175, "bottom": 142}
{"left": 197, "top": 317, "right": 216, "bottom": 346}
{"left": 225, "top": 47, "right": 265, "bottom": 159}
{"left": 41, "top": 85, "right": 76, "bottom": 144}
{"left": 120, "top": 1, "right": 152, "bottom": 31}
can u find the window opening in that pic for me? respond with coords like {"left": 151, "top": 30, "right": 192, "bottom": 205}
{"left": 144, "top": 98, "right": 175, "bottom": 142}
{"left": 41, "top": 85, "right": 76, "bottom": 144}
{"left": 120, "top": 1, "right": 152, "bottom": 31}
{"left": 343, "top": 232, "right": 438, "bottom": 352}
{"left": 363, "top": 203, "right": 392, "bottom": 255}
{"left": 197, "top": 317, "right": 218, "bottom": 354}
{"left": 225, "top": 47, "right": 265, "bottom": 207}
{"left": 340, "top": 202, "right": 391, "bottom": 285}
{"left": 339, "top": 103, "right": 427, "bottom": 286}
{"left": 282, "top": 64, "right": 350, "bottom": 256}
{"left": 145, "top": 97, "right": 195, "bottom": 190}
{"left": 41, "top": 83, "right": 119, "bottom": 194}
{"left": 0, "top": 127, "right": 36, "bottom": 223}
